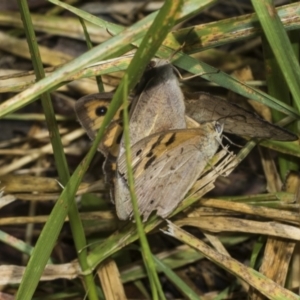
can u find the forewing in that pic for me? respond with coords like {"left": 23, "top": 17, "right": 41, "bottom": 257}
{"left": 120, "top": 60, "right": 186, "bottom": 153}
{"left": 116, "top": 123, "right": 220, "bottom": 221}
{"left": 185, "top": 92, "right": 297, "bottom": 141}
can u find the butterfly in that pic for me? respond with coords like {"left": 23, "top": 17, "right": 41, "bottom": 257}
{"left": 75, "top": 59, "right": 296, "bottom": 221}
{"left": 76, "top": 59, "right": 223, "bottom": 220}
{"left": 114, "top": 59, "right": 223, "bottom": 220}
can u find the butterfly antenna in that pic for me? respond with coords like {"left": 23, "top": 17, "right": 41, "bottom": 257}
{"left": 168, "top": 41, "right": 186, "bottom": 61}
{"left": 55, "top": 179, "right": 65, "bottom": 189}
{"left": 105, "top": 27, "right": 114, "bottom": 37}
{"left": 222, "top": 134, "right": 243, "bottom": 149}
{"left": 180, "top": 69, "right": 221, "bottom": 82}
{"left": 169, "top": 27, "right": 195, "bottom": 60}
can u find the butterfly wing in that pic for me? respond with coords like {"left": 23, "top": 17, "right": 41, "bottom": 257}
{"left": 185, "top": 92, "right": 297, "bottom": 141}
{"left": 75, "top": 93, "right": 115, "bottom": 140}
{"left": 119, "top": 60, "right": 186, "bottom": 155}
{"left": 115, "top": 122, "right": 222, "bottom": 221}
{"left": 75, "top": 93, "right": 126, "bottom": 155}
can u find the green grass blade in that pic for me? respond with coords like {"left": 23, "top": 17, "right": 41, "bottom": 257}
{"left": 15, "top": 1, "right": 98, "bottom": 299}
{"left": 48, "top": 0, "right": 126, "bottom": 35}
{"left": 260, "top": 20, "right": 299, "bottom": 178}
{"left": 163, "top": 50, "right": 300, "bottom": 118}
{"left": 252, "top": 0, "right": 300, "bottom": 177}
{"left": 121, "top": 77, "right": 162, "bottom": 300}
{"left": 154, "top": 255, "right": 200, "bottom": 300}
{"left": 173, "top": 2, "right": 300, "bottom": 53}
{"left": 17, "top": 0, "right": 70, "bottom": 182}
{"left": 79, "top": 17, "right": 104, "bottom": 93}
{"left": 49, "top": 0, "right": 217, "bottom": 33}
{"left": 251, "top": 0, "right": 300, "bottom": 113}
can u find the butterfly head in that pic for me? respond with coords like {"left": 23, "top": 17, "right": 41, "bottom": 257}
{"left": 75, "top": 93, "right": 114, "bottom": 139}
{"left": 214, "top": 121, "right": 224, "bottom": 136}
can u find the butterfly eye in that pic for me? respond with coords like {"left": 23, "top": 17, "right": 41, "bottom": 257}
{"left": 148, "top": 60, "right": 157, "bottom": 68}
{"left": 95, "top": 106, "right": 108, "bottom": 116}
{"left": 214, "top": 122, "right": 223, "bottom": 133}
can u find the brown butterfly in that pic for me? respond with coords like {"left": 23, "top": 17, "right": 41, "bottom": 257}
{"left": 75, "top": 60, "right": 296, "bottom": 220}
{"left": 114, "top": 60, "right": 223, "bottom": 220}
{"left": 76, "top": 60, "right": 223, "bottom": 220}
